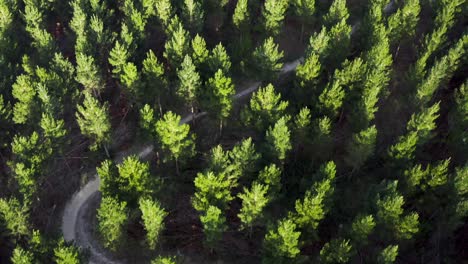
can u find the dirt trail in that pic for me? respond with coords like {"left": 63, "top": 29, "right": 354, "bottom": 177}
{"left": 61, "top": 58, "right": 303, "bottom": 264}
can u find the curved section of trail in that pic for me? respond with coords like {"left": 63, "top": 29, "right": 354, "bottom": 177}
{"left": 61, "top": 58, "right": 303, "bottom": 264}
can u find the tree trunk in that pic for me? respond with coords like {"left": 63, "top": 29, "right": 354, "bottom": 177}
{"left": 219, "top": 119, "right": 223, "bottom": 136}
{"left": 158, "top": 96, "right": 163, "bottom": 117}
{"left": 104, "top": 144, "right": 110, "bottom": 158}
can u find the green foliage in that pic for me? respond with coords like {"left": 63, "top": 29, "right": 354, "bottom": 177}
{"left": 164, "top": 21, "right": 190, "bottom": 67}
{"left": 97, "top": 160, "right": 119, "bottom": 199}
{"left": 192, "top": 171, "right": 234, "bottom": 212}
{"left": 387, "top": 0, "right": 420, "bottom": 44}
{"left": 139, "top": 104, "right": 156, "bottom": 139}
{"left": 377, "top": 245, "right": 399, "bottom": 264}
{"left": 11, "top": 247, "right": 34, "bottom": 264}
{"left": 307, "top": 27, "right": 330, "bottom": 60}
{"left": 151, "top": 256, "right": 177, "bottom": 264}
{"left": 230, "top": 138, "right": 261, "bottom": 177}
{"left": 155, "top": 0, "right": 174, "bottom": 27}
{"left": 265, "top": 116, "right": 292, "bottom": 162}
{"left": 345, "top": 125, "right": 377, "bottom": 170}
{"left": 242, "top": 84, "right": 288, "bottom": 131}
{"left": 182, "top": 0, "right": 204, "bottom": 33}
{"left": 97, "top": 196, "right": 128, "bottom": 250}
{"left": 389, "top": 102, "right": 440, "bottom": 162}
{"left": 292, "top": 0, "right": 316, "bottom": 27}
{"left": 75, "top": 53, "right": 103, "bottom": 93}
{"left": 319, "top": 238, "right": 353, "bottom": 264}
{"left": 319, "top": 81, "right": 345, "bottom": 119}
{"left": 142, "top": 50, "right": 167, "bottom": 106}
{"left": 416, "top": 35, "right": 467, "bottom": 105}
{"left": 263, "top": 218, "right": 301, "bottom": 262}
{"left": 323, "top": 0, "right": 349, "bottom": 27}
{"left": 75, "top": 94, "right": 111, "bottom": 151}
{"left": 252, "top": 37, "right": 284, "bottom": 80}
{"left": 40, "top": 113, "right": 67, "bottom": 140}
{"left": 139, "top": 198, "right": 168, "bottom": 249}
{"left": 454, "top": 165, "right": 468, "bottom": 224}
{"left": 12, "top": 74, "right": 36, "bottom": 124}
{"left": 117, "top": 155, "right": 152, "bottom": 200}
{"left": 262, "top": 0, "right": 289, "bottom": 35}
{"left": 0, "top": 198, "right": 29, "bottom": 237}
{"left": 375, "top": 181, "right": 419, "bottom": 240}
{"left": 294, "top": 107, "right": 312, "bottom": 137}
{"left": 177, "top": 55, "right": 201, "bottom": 112}
{"left": 326, "top": 19, "right": 351, "bottom": 69}
{"left": 208, "top": 43, "right": 231, "bottom": 75}
{"left": 200, "top": 205, "right": 227, "bottom": 250}
{"left": 208, "top": 145, "right": 230, "bottom": 173}
{"left": 257, "top": 163, "right": 282, "bottom": 198}
{"left": 191, "top": 34, "right": 209, "bottom": 68}
{"left": 294, "top": 161, "right": 336, "bottom": 229}
{"left": 350, "top": 214, "right": 376, "bottom": 246}
{"left": 54, "top": 239, "right": 81, "bottom": 264}
{"left": 204, "top": 69, "right": 235, "bottom": 123}
{"left": 233, "top": 0, "right": 249, "bottom": 30}
{"left": 155, "top": 111, "right": 195, "bottom": 165}
{"left": 108, "top": 41, "right": 129, "bottom": 77}
{"left": 238, "top": 183, "right": 270, "bottom": 230}
{"left": 296, "top": 53, "right": 321, "bottom": 90}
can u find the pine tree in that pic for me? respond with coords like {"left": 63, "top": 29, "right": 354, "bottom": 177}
{"left": 416, "top": 35, "right": 467, "bottom": 106}
{"left": 326, "top": 19, "right": 351, "bottom": 69}
{"left": 75, "top": 53, "right": 104, "bottom": 94}
{"left": 387, "top": 0, "right": 420, "bottom": 45}
{"left": 252, "top": 37, "right": 284, "bottom": 80}
{"left": 155, "top": 0, "right": 174, "bottom": 28}
{"left": 108, "top": 41, "right": 129, "bottom": 77}
{"left": 377, "top": 245, "right": 399, "bottom": 264}
{"left": 323, "top": 0, "right": 348, "bottom": 27}
{"left": 453, "top": 165, "right": 468, "bottom": 229}
{"left": 262, "top": 218, "right": 301, "bottom": 263}
{"left": 191, "top": 34, "right": 209, "bottom": 69}
{"left": 54, "top": 239, "right": 81, "bottom": 264}
{"left": 293, "top": 107, "right": 312, "bottom": 142}
{"left": 117, "top": 155, "right": 152, "bottom": 201}
{"left": 40, "top": 113, "right": 67, "bottom": 145}
{"left": 257, "top": 163, "right": 282, "bottom": 198}
{"left": 208, "top": 43, "right": 232, "bottom": 75}
{"left": 192, "top": 171, "right": 234, "bottom": 212}
{"left": 292, "top": 0, "right": 316, "bottom": 39}
{"left": 12, "top": 74, "right": 37, "bottom": 124}
{"left": 389, "top": 102, "right": 440, "bottom": 162}
{"left": 208, "top": 145, "right": 230, "bottom": 173}
{"left": 0, "top": 198, "right": 29, "bottom": 237}
{"left": 200, "top": 205, "right": 227, "bottom": 251}
{"left": 164, "top": 21, "right": 190, "bottom": 67}
{"left": 155, "top": 111, "right": 195, "bottom": 173}
{"left": 142, "top": 50, "right": 167, "bottom": 112}
{"left": 182, "top": 0, "right": 204, "bottom": 33}
{"left": 204, "top": 69, "right": 235, "bottom": 132}
{"left": 177, "top": 55, "right": 201, "bottom": 116}
{"left": 345, "top": 125, "right": 377, "bottom": 170}
{"left": 238, "top": 183, "right": 270, "bottom": 231}
{"left": 319, "top": 81, "right": 345, "bottom": 119}
{"left": 265, "top": 116, "right": 292, "bottom": 162}
{"left": 262, "top": 0, "right": 289, "bottom": 36}
{"left": 97, "top": 196, "right": 128, "bottom": 250}
{"left": 319, "top": 238, "right": 353, "bottom": 264}
{"left": 120, "top": 62, "right": 140, "bottom": 102}
{"left": 242, "top": 84, "right": 289, "bottom": 131}
{"left": 139, "top": 104, "right": 156, "bottom": 140}
{"left": 139, "top": 198, "right": 168, "bottom": 249}
{"left": 294, "top": 162, "right": 336, "bottom": 229}
{"left": 350, "top": 214, "right": 376, "bottom": 247}
{"left": 230, "top": 137, "right": 261, "bottom": 177}
{"left": 75, "top": 94, "right": 111, "bottom": 151}
{"left": 233, "top": 0, "right": 249, "bottom": 31}
{"left": 295, "top": 53, "right": 321, "bottom": 92}
{"left": 11, "top": 247, "right": 34, "bottom": 264}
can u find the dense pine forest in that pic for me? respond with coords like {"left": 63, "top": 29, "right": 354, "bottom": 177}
{"left": 0, "top": 0, "right": 467, "bottom": 263}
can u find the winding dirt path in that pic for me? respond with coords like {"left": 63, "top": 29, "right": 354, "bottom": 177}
{"left": 61, "top": 58, "right": 303, "bottom": 263}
